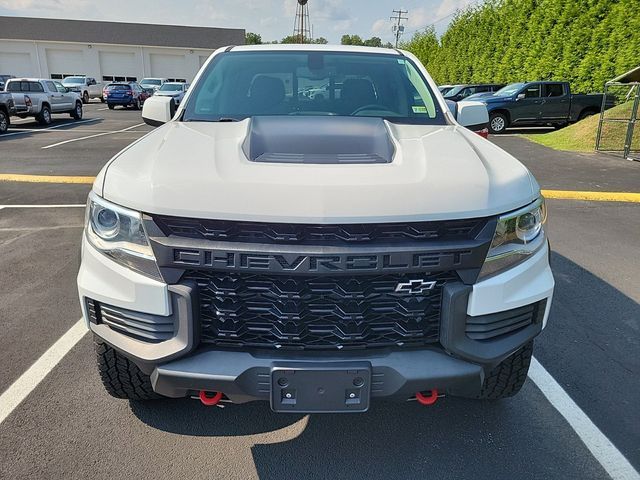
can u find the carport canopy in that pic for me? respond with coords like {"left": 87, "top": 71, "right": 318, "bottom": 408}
{"left": 608, "top": 65, "right": 640, "bottom": 84}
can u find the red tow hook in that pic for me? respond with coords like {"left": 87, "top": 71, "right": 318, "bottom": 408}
{"left": 199, "top": 390, "right": 223, "bottom": 406}
{"left": 415, "top": 389, "right": 439, "bottom": 406}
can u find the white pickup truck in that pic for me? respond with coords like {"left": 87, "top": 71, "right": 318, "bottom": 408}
{"left": 6, "top": 78, "right": 83, "bottom": 125}
{"left": 78, "top": 45, "right": 554, "bottom": 413}
{"left": 61, "top": 76, "right": 104, "bottom": 104}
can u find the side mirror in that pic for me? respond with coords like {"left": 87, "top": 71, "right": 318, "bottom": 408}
{"left": 64, "top": 87, "right": 71, "bottom": 93}
{"left": 516, "top": 93, "right": 526, "bottom": 101}
{"left": 142, "top": 96, "right": 176, "bottom": 126}
{"left": 456, "top": 101, "right": 489, "bottom": 131}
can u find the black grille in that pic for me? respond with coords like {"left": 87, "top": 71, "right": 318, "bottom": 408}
{"left": 184, "top": 270, "right": 458, "bottom": 351}
{"left": 87, "top": 299, "right": 175, "bottom": 343}
{"left": 153, "top": 216, "right": 488, "bottom": 246}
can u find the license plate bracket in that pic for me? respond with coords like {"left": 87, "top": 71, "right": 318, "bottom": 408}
{"left": 271, "top": 363, "right": 371, "bottom": 413}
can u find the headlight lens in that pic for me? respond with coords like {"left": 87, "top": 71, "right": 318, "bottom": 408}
{"left": 478, "top": 197, "right": 547, "bottom": 280}
{"left": 86, "top": 192, "right": 162, "bottom": 281}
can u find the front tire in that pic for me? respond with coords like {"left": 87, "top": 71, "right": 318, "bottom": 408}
{"left": 489, "top": 112, "right": 508, "bottom": 134}
{"left": 477, "top": 342, "right": 533, "bottom": 400}
{"left": 133, "top": 98, "right": 141, "bottom": 110}
{"left": 0, "top": 110, "right": 8, "bottom": 134}
{"left": 94, "top": 336, "right": 161, "bottom": 400}
{"left": 71, "top": 101, "right": 83, "bottom": 120}
{"left": 37, "top": 105, "right": 52, "bottom": 126}
{"left": 107, "top": 103, "right": 115, "bottom": 110}
{"left": 82, "top": 91, "right": 89, "bottom": 104}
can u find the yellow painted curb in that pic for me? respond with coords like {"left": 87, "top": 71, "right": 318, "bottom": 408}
{"left": 0, "top": 174, "right": 638, "bottom": 203}
{"left": 0, "top": 174, "right": 95, "bottom": 184}
{"left": 541, "top": 190, "right": 640, "bottom": 203}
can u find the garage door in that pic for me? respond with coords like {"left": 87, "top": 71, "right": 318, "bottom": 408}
{"left": 45, "top": 49, "right": 84, "bottom": 76}
{"left": 149, "top": 53, "right": 186, "bottom": 79}
{"left": 0, "top": 52, "right": 32, "bottom": 76}
{"left": 99, "top": 51, "right": 137, "bottom": 79}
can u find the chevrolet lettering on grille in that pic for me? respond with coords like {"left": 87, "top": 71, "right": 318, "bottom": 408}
{"left": 168, "top": 249, "right": 475, "bottom": 274}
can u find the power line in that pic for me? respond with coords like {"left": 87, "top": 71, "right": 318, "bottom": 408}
{"left": 390, "top": 9, "right": 409, "bottom": 48}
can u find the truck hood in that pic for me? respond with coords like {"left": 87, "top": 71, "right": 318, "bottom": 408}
{"left": 99, "top": 119, "right": 539, "bottom": 223}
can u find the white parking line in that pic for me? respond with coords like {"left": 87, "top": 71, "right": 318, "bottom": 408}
{"left": 0, "top": 319, "right": 87, "bottom": 425}
{"left": 1, "top": 119, "right": 98, "bottom": 138}
{"left": 41, "top": 123, "right": 145, "bottom": 149}
{"left": 529, "top": 357, "right": 640, "bottom": 480}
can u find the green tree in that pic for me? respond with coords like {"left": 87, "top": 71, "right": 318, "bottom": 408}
{"left": 245, "top": 32, "right": 262, "bottom": 45}
{"left": 401, "top": 0, "right": 638, "bottom": 91}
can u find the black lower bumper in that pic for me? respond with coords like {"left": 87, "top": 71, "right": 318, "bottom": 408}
{"left": 150, "top": 346, "right": 485, "bottom": 403}
{"left": 89, "top": 282, "right": 546, "bottom": 406}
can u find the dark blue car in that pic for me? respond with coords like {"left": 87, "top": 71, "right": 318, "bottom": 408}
{"left": 104, "top": 82, "right": 150, "bottom": 110}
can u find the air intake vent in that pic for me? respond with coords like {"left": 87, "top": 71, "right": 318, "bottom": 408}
{"left": 465, "top": 300, "right": 546, "bottom": 341}
{"left": 86, "top": 299, "right": 175, "bottom": 343}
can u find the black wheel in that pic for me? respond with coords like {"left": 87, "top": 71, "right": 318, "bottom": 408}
{"left": 578, "top": 110, "right": 596, "bottom": 121}
{"left": 37, "top": 105, "right": 52, "bottom": 126}
{"left": 100, "top": 97, "right": 105, "bottom": 103}
{"left": 489, "top": 112, "right": 508, "bottom": 134}
{"left": 71, "top": 101, "right": 83, "bottom": 120}
{"left": 477, "top": 342, "right": 533, "bottom": 400}
{"left": 133, "top": 98, "right": 141, "bottom": 110}
{"left": 108, "top": 103, "right": 115, "bottom": 110}
{"left": 94, "top": 336, "right": 161, "bottom": 400}
{"left": 82, "top": 91, "right": 89, "bottom": 104}
{"left": 0, "top": 110, "right": 8, "bottom": 134}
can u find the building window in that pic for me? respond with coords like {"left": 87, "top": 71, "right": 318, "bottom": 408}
{"left": 125, "top": 76, "right": 138, "bottom": 82}
{"left": 51, "top": 74, "right": 63, "bottom": 80}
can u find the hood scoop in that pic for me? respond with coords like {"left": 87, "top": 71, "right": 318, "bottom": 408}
{"left": 244, "top": 116, "right": 394, "bottom": 164}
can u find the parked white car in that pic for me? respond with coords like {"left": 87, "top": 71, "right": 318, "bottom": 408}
{"left": 140, "top": 78, "right": 168, "bottom": 92}
{"left": 153, "top": 82, "right": 189, "bottom": 105}
{"left": 61, "top": 76, "right": 104, "bottom": 103}
{"left": 6, "top": 78, "right": 83, "bottom": 125}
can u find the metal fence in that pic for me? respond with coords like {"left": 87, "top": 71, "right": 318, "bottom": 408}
{"left": 596, "top": 82, "right": 640, "bottom": 161}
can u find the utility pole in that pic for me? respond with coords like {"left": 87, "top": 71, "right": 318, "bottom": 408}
{"left": 390, "top": 9, "right": 408, "bottom": 48}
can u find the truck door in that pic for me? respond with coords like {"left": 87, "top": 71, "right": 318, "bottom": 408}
{"left": 45, "top": 81, "right": 64, "bottom": 111}
{"left": 540, "top": 83, "right": 569, "bottom": 122}
{"left": 53, "top": 81, "right": 73, "bottom": 111}
{"left": 511, "top": 83, "right": 543, "bottom": 125}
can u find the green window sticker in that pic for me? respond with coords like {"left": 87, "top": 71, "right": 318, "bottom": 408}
{"left": 412, "top": 105, "right": 428, "bottom": 113}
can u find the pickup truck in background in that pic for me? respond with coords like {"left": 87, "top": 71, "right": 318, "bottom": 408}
{"left": 473, "top": 81, "right": 612, "bottom": 133}
{"left": 0, "top": 91, "right": 16, "bottom": 134}
{"left": 61, "top": 76, "right": 105, "bottom": 103}
{"left": 6, "top": 78, "right": 83, "bottom": 126}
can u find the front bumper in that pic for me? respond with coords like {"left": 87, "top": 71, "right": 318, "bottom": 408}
{"left": 78, "top": 235, "right": 554, "bottom": 401}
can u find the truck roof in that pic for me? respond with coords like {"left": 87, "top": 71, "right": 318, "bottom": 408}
{"left": 226, "top": 44, "right": 401, "bottom": 56}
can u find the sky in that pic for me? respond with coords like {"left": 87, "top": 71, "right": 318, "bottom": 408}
{"left": 0, "top": 0, "right": 478, "bottom": 44}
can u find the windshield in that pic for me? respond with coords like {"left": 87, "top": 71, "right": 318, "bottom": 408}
{"left": 62, "top": 77, "right": 84, "bottom": 85}
{"left": 183, "top": 51, "right": 445, "bottom": 124}
{"left": 159, "top": 83, "right": 183, "bottom": 92}
{"left": 495, "top": 83, "right": 525, "bottom": 96}
{"left": 443, "top": 85, "right": 465, "bottom": 97}
{"left": 141, "top": 79, "right": 162, "bottom": 86}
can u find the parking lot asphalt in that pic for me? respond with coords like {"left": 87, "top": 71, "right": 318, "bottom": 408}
{"left": 0, "top": 106, "right": 638, "bottom": 479}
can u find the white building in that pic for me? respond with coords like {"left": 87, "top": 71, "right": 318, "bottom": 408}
{"left": 0, "top": 16, "right": 245, "bottom": 83}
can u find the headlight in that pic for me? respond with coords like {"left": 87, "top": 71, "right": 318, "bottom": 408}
{"left": 85, "top": 192, "right": 162, "bottom": 281}
{"left": 478, "top": 197, "right": 547, "bottom": 280}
